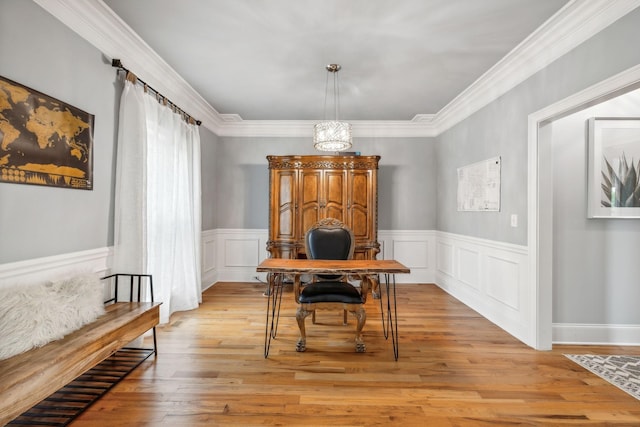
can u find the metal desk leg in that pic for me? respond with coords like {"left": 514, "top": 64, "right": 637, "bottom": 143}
{"left": 377, "top": 273, "right": 399, "bottom": 360}
{"left": 264, "top": 272, "right": 284, "bottom": 358}
{"left": 378, "top": 274, "right": 388, "bottom": 339}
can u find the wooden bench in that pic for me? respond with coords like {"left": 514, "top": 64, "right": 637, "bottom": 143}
{"left": 0, "top": 274, "right": 160, "bottom": 425}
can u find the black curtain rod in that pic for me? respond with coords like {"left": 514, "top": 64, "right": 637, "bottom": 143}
{"left": 111, "top": 59, "right": 202, "bottom": 126}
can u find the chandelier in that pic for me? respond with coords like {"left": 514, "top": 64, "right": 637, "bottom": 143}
{"left": 313, "top": 64, "right": 352, "bottom": 152}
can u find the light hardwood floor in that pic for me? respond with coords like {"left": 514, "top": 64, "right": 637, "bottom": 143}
{"left": 72, "top": 282, "right": 640, "bottom": 426}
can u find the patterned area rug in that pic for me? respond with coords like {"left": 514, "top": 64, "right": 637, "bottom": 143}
{"left": 565, "top": 354, "right": 640, "bottom": 400}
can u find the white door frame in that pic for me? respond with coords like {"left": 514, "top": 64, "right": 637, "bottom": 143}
{"left": 527, "top": 64, "right": 640, "bottom": 350}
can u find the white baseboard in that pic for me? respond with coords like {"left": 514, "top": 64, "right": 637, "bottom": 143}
{"left": 553, "top": 323, "right": 640, "bottom": 346}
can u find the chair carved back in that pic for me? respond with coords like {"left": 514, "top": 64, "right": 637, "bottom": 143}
{"left": 304, "top": 218, "right": 355, "bottom": 261}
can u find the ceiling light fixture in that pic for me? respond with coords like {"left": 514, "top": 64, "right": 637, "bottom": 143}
{"left": 313, "top": 64, "right": 352, "bottom": 152}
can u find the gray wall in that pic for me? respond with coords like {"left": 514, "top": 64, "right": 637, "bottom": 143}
{"left": 0, "top": 0, "right": 119, "bottom": 263}
{"left": 551, "top": 89, "right": 640, "bottom": 324}
{"left": 211, "top": 136, "right": 436, "bottom": 230}
{"left": 435, "top": 7, "right": 640, "bottom": 246}
{"left": 200, "top": 126, "right": 219, "bottom": 230}
{"left": 0, "top": 0, "right": 220, "bottom": 264}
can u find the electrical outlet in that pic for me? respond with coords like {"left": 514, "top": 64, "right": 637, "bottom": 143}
{"left": 510, "top": 214, "right": 518, "bottom": 227}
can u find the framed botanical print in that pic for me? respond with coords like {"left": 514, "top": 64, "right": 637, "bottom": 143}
{"left": 587, "top": 117, "right": 640, "bottom": 218}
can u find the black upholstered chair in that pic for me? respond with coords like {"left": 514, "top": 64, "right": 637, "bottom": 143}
{"left": 294, "top": 218, "right": 368, "bottom": 353}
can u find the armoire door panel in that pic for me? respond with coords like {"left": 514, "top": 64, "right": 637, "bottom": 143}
{"left": 271, "top": 170, "right": 296, "bottom": 241}
{"left": 350, "top": 207, "right": 369, "bottom": 240}
{"left": 301, "top": 171, "right": 321, "bottom": 205}
{"left": 301, "top": 206, "right": 320, "bottom": 238}
{"left": 348, "top": 170, "right": 373, "bottom": 241}
{"left": 350, "top": 172, "right": 370, "bottom": 210}
{"left": 278, "top": 209, "right": 293, "bottom": 237}
{"left": 300, "top": 170, "right": 322, "bottom": 237}
{"left": 324, "top": 170, "right": 346, "bottom": 222}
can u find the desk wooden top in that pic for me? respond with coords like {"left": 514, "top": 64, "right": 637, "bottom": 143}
{"left": 256, "top": 259, "right": 410, "bottom": 275}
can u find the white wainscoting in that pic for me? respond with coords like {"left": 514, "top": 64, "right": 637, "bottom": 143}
{"left": 0, "top": 230, "right": 446, "bottom": 291}
{"left": 209, "top": 229, "right": 269, "bottom": 284}
{"left": 3, "top": 231, "right": 636, "bottom": 346}
{"left": 201, "top": 229, "right": 218, "bottom": 290}
{"left": 0, "top": 247, "right": 112, "bottom": 288}
{"left": 435, "top": 232, "right": 530, "bottom": 345}
{"left": 377, "top": 230, "right": 436, "bottom": 284}
{"left": 206, "top": 229, "right": 436, "bottom": 286}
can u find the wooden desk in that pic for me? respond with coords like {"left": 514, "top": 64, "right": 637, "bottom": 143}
{"left": 256, "top": 259, "right": 410, "bottom": 360}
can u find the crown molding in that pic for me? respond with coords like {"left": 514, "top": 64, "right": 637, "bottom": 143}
{"left": 214, "top": 116, "right": 438, "bottom": 138}
{"left": 32, "top": 0, "right": 227, "bottom": 131}
{"left": 34, "top": 0, "right": 640, "bottom": 139}
{"left": 432, "top": 0, "right": 640, "bottom": 134}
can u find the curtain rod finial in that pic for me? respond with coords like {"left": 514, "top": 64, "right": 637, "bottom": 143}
{"left": 112, "top": 58, "right": 123, "bottom": 68}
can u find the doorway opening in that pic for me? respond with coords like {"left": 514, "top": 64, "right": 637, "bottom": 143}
{"left": 528, "top": 65, "right": 640, "bottom": 350}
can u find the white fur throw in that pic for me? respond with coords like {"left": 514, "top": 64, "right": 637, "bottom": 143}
{"left": 0, "top": 273, "right": 106, "bottom": 360}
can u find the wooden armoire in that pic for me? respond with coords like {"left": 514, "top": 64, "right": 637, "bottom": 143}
{"left": 267, "top": 155, "right": 380, "bottom": 260}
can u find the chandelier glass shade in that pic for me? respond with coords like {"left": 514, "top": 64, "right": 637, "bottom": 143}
{"left": 314, "top": 64, "right": 352, "bottom": 152}
{"left": 313, "top": 121, "right": 352, "bottom": 151}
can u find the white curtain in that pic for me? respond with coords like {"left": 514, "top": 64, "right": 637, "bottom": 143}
{"left": 113, "top": 76, "right": 201, "bottom": 324}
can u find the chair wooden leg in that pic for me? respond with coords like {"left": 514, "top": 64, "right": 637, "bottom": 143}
{"left": 352, "top": 307, "right": 366, "bottom": 353}
{"left": 370, "top": 275, "right": 380, "bottom": 299}
{"left": 296, "top": 306, "right": 313, "bottom": 352}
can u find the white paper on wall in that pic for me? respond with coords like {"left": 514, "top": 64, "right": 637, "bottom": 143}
{"left": 457, "top": 156, "right": 501, "bottom": 211}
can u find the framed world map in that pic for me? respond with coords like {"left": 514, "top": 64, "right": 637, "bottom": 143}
{"left": 0, "top": 75, "right": 94, "bottom": 190}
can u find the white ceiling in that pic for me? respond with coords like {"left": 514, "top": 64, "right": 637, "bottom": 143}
{"left": 102, "top": 0, "right": 568, "bottom": 122}
{"left": 34, "top": 0, "right": 640, "bottom": 136}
